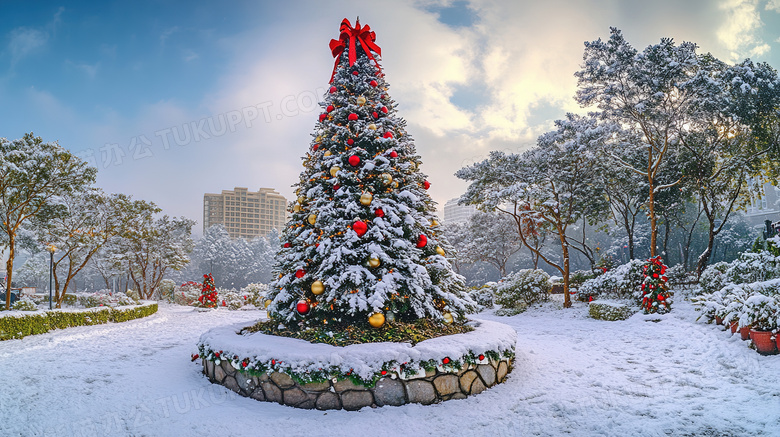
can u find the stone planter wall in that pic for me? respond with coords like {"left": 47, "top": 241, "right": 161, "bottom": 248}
{"left": 202, "top": 356, "right": 513, "bottom": 410}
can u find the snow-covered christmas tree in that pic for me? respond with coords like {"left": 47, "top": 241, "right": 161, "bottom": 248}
{"left": 266, "top": 18, "right": 470, "bottom": 331}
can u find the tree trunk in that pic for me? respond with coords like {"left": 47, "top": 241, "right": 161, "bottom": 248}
{"left": 5, "top": 233, "right": 15, "bottom": 310}
{"left": 559, "top": 228, "right": 571, "bottom": 308}
{"left": 648, "top": 180, "right": 657, "bottom": 258}
{"left": 696, "top": 218, "right": 717, "bottom": 278}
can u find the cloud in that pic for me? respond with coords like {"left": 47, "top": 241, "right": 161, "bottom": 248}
{"left": 766, "top": 0, "right": 780, "bottom": 12}
{"left": 160, "top": 27, "right": 179, "bottom": 46}
{"left": 66, "top": 60, "right": 100, "bottom": 79}
{"left": 182, "top": 49, "right": 199, "bottom": 62}
{"left": 8, "top": 28, "right": 49, "bottom": 64}
{"left": 716, "top": 0, "right": 769, "bottom": 62}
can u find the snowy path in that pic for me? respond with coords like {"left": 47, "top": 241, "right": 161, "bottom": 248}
{"left": 1, "top": 300, "right": 778, "bottom": 437}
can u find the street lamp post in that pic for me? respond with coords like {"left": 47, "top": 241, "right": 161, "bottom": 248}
{"left": 47, "top": 244, "right": 56, "bottom": 310}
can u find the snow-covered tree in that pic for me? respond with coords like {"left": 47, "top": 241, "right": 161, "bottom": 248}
{"left": 266, "top": 18, "right": 469, "bottom": 329}
{"left": 0, "top": 133, "right": 96, "bottom": 309}
{"left": 576, "top": 28, "right": 700, "bottom": 257}
{"left": 448, "top": 211, "right": 522, "bottom": 277}
{"left": 458, "top": 114, "right": 609, "bottom": 307}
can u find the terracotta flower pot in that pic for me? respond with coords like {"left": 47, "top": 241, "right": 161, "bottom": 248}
{"left": 749, "top": 330, "right": 777, "bottom": 355}
{"left": 715, "top": 315, "right": 724, "bottom": 325}
{"left": 730, "top": 321, "right": 738, "bottom": 334}
{"left": 739, "top": 326, "right": 751, "bottom": 341}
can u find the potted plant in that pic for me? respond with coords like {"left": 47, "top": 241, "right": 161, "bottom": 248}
{"left": 745, "top": 293, "right": 778, "bottom": 355}
{"left": 722, "top": 286, "right": 751, "bottom": 340}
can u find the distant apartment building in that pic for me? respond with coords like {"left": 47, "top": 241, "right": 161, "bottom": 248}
{"left": 203, "top": 187, "right": 288, "bottom": 239}
{"left": 744, "top": 181, "right": 780, "bottom": 229}
{"left": 443, "top": 197, "right": 477, "bottom": 225}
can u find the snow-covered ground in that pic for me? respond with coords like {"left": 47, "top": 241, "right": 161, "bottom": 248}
{"left": 1, "top": 296, "right": 778, "bottom": 437}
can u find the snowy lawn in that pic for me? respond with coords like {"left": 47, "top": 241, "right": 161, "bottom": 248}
{"left": 1, "top": 298, "right": 778, "bottom": 437}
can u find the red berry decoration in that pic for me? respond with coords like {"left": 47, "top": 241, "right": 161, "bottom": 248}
{"left": 284, "top": 242, "right": 290, "bottom": 248}
{"left": 347, "top": 138, "right": 354, "bottom": 146}
{"left": 381, "top": 370, "right": 387, "bottom": 376}
{"left": 348, "top": 155, "right": 360, "bottom": 166}
{"left": 295, "top": 269, "right": 306, "bottom": 279}
{"left": 319, "top": 113, "right": 327, "bottom": 122}
{"left": 214, "top": 352, "right": 220, "bottom": 358}
{"left": 372, "top": 111, "right": 378, "bottom": 119}
{"left": 369, "top": 80, "right": 378, "bottom": 87}
{"left": 423, "top": 180, "right": 431, "bottom": 190}
{"left": 326, "top": 105, "right": 335, "bottom": 112}
{"left": 478, "top": 354, "right": 485, "bottom": 361}
{"left": 442, "top": 357, "right": 450, "bottom": 365}
{"left": 333, "top": 184, "right": 340, "bottom": 191}
{"left": 312, "top": 144, "right": 319, "bottom": 151}
{"left": 329, "top": 86, "right": 337, "bottom": 93}
{"left": 374, "top": 208, "right": 385, "bottom": 218}
{"left": 348, "top": 113, "right": 358, "bottom": 121}
{"left": 296, "top": 299, "right": 311, "bottom": 315}
{"left": 383, "top": 132, "right": 393, "bottom": 138}
{"left": 389, "top": 150, "right": 398, "bottom": 158}
{"left": 352, "top": 70, "right": 359, "bottom": 76}
{"left": 353, "top": 220, "right": 368, "bottom": 237}
{"left": 416, "top": 234, "right": 427, "bottom": 248}
{"left": 381, "top": 106, "right": 388, "bottom": 114}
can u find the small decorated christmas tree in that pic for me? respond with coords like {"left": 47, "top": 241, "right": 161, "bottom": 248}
{"left": 198, "top": 273, "right": 218, "bottom": 308}
{"left": 266, "top": 18, "right": 470, "bottom": 331}
{"left": 640, "top": 256, "right": 672, "bottom": 314}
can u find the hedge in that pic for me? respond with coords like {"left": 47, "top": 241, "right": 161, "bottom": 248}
{"left": 589, "top": 300, "right": 633, "bottom": 321}
{"left": 0, "top": 301, "right": 158, "bottom": 341}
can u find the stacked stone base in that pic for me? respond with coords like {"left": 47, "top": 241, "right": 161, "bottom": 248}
{"left": 202, "top": 357, "right": 513, "bottom": 410}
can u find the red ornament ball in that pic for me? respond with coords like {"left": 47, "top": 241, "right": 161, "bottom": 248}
{"left": 348, "top": 113, "right": 358, "bottom": 121}
{"left": 319, "top": 113, "right": 327, "bottom": 122}
{"left": 329, "top": 86, "right": 337, "bottom": 93}
{"left": 347, "top": 138, "right": 354, "bottom": 146}
{"left": 372, "top": 111, "right": 378, "bottom": 119}
{"left": 389, "top": 150, "right": 398, "bottom": 158}
{"left": 383, "top": 132, "right": 393, "bottom": 138}
{"left": 333, "top": 184, "right": 340, "bottom": 191}
{"left": 369, "top": 80, "right": 378, "bottom": 87}
{"left": 295, "top": 269, "right": 305, "bottom": 279}
{"left": 348, "top": 155, "right": 360, "bottom": 166}
{"left": 296, "top": 299, "right": 311, "bottom": 315}
{"left": 478, "top": 354, "right": 485, "bottom": 361}
{"left": 374, "top": 208, "right": 385, "bottom": 218}
{"left": 312, "top": 144, "right": 319, "bottom": 151}
{"left": 326, "top": 105, "right": 335, "bottom": 112}
{"left": 381, "top": 370, "right": 387, "bottom": 376}
{"left": 423, "top": 180, "right": 431, "bottom": 190}
{"left": 283, "top": 242, "right": 291, "bottom": 248}
{"left": 353, "top": 221, "right": 368, "bottom": 237}
{"left": 381, "top": 106, "right": 388, "bottom": 114}
{"left": 442, "top": 357, "right": 450, "bottom": 365}
{"left": 416, "top": 234, "right": 428, "bottom": 248}
{"left": 352, "top": 70, "right": 359, "bottom": 76}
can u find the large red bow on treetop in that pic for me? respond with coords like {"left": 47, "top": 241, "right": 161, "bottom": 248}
{"left": 329, "top": 18, "right": 382, "bottom": 83}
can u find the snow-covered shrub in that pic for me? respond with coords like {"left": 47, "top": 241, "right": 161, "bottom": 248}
{"left": 172, "top": 281, "right": 201, "bottom": 306}
{"left": 725, "top": 251, "right": 780, "bottom": 285}
{"left": 158, "top": 279, "right": 176, "bottom": 302}
{"left": 240, "top": 283, "right": 269, "bottom": 308}
{"left": 578, "top": 259, "right": 645, "bottom": 300}
{"left": 743, "top": 292, "right": 779, "bottom": 331}
{"left": 216, "top": 289, "right": 245, "bottom": 310}
{"left": 12, "top": 296, "right": 38, "bottom": 311}
{"left": 698, "top": 261, "right": 730, "bottom": 295}
{"left": 76, "top": 291, "right": 136, "bottom": 308}
{"left": 588, "top": 300, "right": 633, "bottom": 321}
{"left": 125, "top": 289, "right": 141, "bottom": 302}
{"left": 494, "top": 269, "right": 550, "bottom": 314}
{"left": 691, "top": 290, "right": 725, "bottom": 323}
{"left": 665, "top": 264, "right": 691, "bottom": 286}
{"left": 465, "top": 283, "right": 496, "bottom": 313}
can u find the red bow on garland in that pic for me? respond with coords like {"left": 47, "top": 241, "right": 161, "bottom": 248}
{"left": 328, "top": 18, "right": 382, "bottom": 83}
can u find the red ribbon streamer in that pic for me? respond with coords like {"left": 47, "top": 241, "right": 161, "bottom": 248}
{"left": 329, "top": 18, "right": 382, "bottom": 83}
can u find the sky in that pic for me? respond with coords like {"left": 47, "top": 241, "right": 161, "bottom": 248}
{"left": 2, "top": 0, "right": 780, "bottom": 237}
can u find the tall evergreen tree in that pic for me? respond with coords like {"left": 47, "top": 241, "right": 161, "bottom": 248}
{"left": 267, "top": 19, "right": 469, "bottom": 329}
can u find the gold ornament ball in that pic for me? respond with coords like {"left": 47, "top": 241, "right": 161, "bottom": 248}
{"left": 315, "top": 135, "right": 322, "bottom": 142}
{"left": 297, "top": 196, "right": 306, "bottom": 204}
{"left": 368, "top": 257, "right": 381, "bottom": 268}
{"left": 311, "top": 280, "right": 325, "bottom": 295}
{"left": 308, "top": 214, "right": 317, "bottom": 225}
{"left": 436, "top": 246, "right": 445, "bottom": 256}
{"left": 410, "top": 162, "right": 417, "bottom": 171}
{"left": 293, "top": 204, "right": 302, "bottom": 213}
{"left": 356, "top": 95, "right": 367, "bottom": 106}
{"left": 264, "top": 299, "right": 272, "bottom": 309}
{"left": 368, "top": 312, "right": 385, "bottom": 328}
{"left": 330, "top": 166, "right": 340, "bottom": 177}
{"left": 381, "top": 173, "right": 392, "bottom": 185}
{"left": 368, "top": 123, "right": 377, "bottom": 130}
{"left": 443, "top": 312, "right": 454, "bottom": 324}
{"left": 360, "top": 192, "right": 373, "bottom": 206}
{"left": 324, "top": 150, "right": 332, "bottom": 157}
{"left": 431, "top": 219, "right": 439, "bottom": 227}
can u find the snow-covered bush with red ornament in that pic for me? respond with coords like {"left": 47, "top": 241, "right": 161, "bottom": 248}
{"left": 637, "top": 256, "right": 672, "bottom": 314}
{"left": 578, "top": 259, "right": 645, "bottom": 301}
